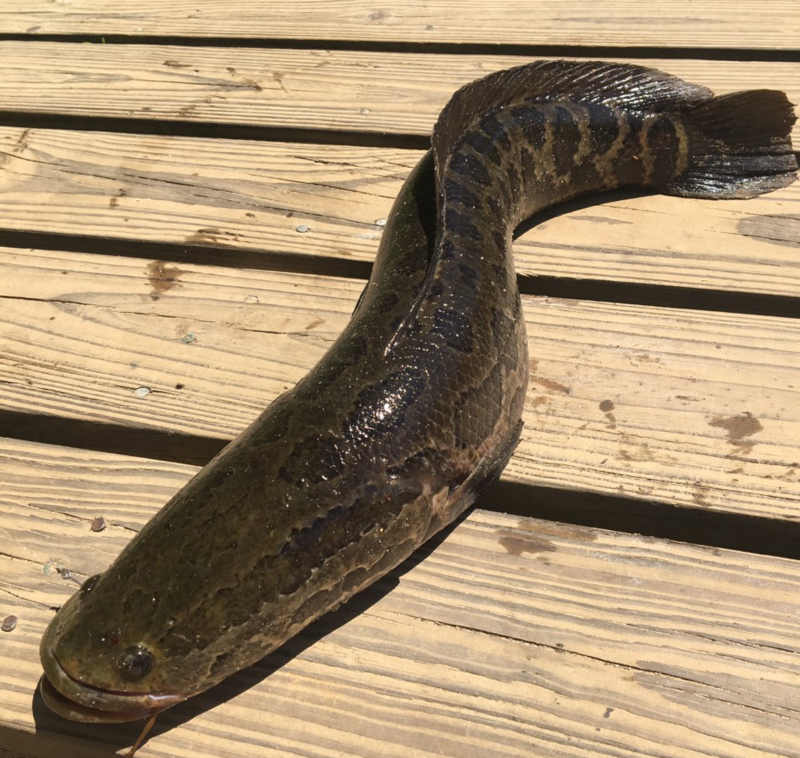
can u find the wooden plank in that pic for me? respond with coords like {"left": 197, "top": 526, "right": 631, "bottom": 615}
{"left": 1, "top": 247, "right": 798, "bottom": 522}
{"left": 0, "top": 126, "right": 408, "bottom": 262}
{"left": 0, "top": 44, "right": 798, "bottom": 142}
{"left": 2, "top": 438, "right": 800, "bottom": 758}
{"left": 0, "top": 128, "right": 798, "bottom": 298}
{"left": 1, "top": 1, "right": 798, "bottom": 51}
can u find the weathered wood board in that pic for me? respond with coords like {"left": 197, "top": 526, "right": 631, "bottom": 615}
{"left": 0, "top": 1, "right": 797, "bottom": 50}
{"left": 0, "top": 44, "right": 797, "bottom": 142}
{"left": 0, "top": 128, "right": 798, "bottom": 298}
{"left": 2, "top": 439, "right": 800, "bottom": 758}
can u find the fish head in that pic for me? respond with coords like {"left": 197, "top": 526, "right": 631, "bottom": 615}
{"left": 38, "top": 434, "right": 282, "bottom": 724}
{"left": 38, "top": 467, "right": 305, "bottom": 723}
{"left": 39, "top": 570, "right": 196, "bottom": 723}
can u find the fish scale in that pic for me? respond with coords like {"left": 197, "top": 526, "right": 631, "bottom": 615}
{"left": 38, "top": 61, "right": 796, "bottom": 755}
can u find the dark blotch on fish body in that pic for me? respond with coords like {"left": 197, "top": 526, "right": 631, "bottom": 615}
{"left": 432, "top": 308, "right": 475, "bottom": 353}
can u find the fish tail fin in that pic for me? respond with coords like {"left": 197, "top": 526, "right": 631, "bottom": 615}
{"left": 667, "top": 90, "right": 797, "bottom": 199}
{"left": 432, "top": 60, "right": 713, "bottom": 183}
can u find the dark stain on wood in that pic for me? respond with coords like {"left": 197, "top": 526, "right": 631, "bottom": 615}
{"left": 709, "top": 412, "right": 763, "bottom": 443}
{"left": 271, "top": 72, "right": 287, "bottom": 94}
{"left": 497, "top": 531, "right": 557, "bottom": 556}
{"left": 186, "top": 227, "right": 222, "bottom": 245}
{"left": 13, "top": 128, "right": 32, "bottom": 155}
{"left": 599, "top": 399, "right": 617, "bottom": 429}
{"left": 241, "top": 78, "right": 264, "bottom": 92}
{"left": 109, "top": 188, "right": 127, "bottom": 208}
{"left": 533, "top": 377, "right": 571, "bottom": 394}
{"left": 632, "top": 353, "right": 662, "bottom": 364}
{"left": 146, "top": 261, "right": 183, "bottom": 299}
{"left": 737, "top": 214, "right": 800, "bottom": 248}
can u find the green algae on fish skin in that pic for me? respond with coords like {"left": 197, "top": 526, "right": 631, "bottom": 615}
{"left": 39, "top": 61, "right": 796, "bottom": 753}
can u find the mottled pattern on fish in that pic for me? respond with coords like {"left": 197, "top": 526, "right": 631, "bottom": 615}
{"left": 40, "top": 61, "right": 796, "bottom": 725}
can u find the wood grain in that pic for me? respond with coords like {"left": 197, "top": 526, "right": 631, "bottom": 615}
{"left": 1, "top": 247, "right": 798, "bottom": 522}
{"left": 2, "top": 438, "right": 800, "bottom": 758}
{"left": 0, "top": 44, "right": 798, "bottom": 142}
{"left": 0, "top": 128, "right": 798, "bottom": 298}
{"left": 1, "top": 1, "right": 798, "bottom": 50}
{"left": 0, "top": 8, "right": 798, "bottom": 758}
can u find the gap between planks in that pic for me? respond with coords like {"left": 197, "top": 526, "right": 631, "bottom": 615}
{"left": 1, "top": 38, "right": 799, "bottom": 66}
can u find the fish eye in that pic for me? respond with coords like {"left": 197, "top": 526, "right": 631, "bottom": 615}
{"left": 79, "top": 574, "right": 102, "bottom": 597}
{"left": 117, "top": 645, "right": 155, "bottom": 682}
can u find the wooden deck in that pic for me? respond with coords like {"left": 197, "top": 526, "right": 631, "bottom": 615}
{"left": 0, "top": 3, "right": 798, "bottom": 757}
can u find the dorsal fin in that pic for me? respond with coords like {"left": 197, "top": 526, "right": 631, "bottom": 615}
{"left": 432, "top": 60, "right": 713, "bottom": 180}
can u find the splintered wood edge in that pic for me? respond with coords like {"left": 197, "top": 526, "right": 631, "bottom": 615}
{"left": 1, "top": 438, "right": 800, "bottom": 757}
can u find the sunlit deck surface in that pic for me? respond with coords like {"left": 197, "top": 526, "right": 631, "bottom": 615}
{"left": 0, "top": 3, "right": 799, "bottom": 757}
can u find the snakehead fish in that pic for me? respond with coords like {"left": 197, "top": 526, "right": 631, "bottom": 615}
{"left": 40, "top": 62, "right": 797, "bottom": 741}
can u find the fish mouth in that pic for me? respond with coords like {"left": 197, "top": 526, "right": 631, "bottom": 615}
{"left": 40, "top": 646, "right": 186, "bottom": 723}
